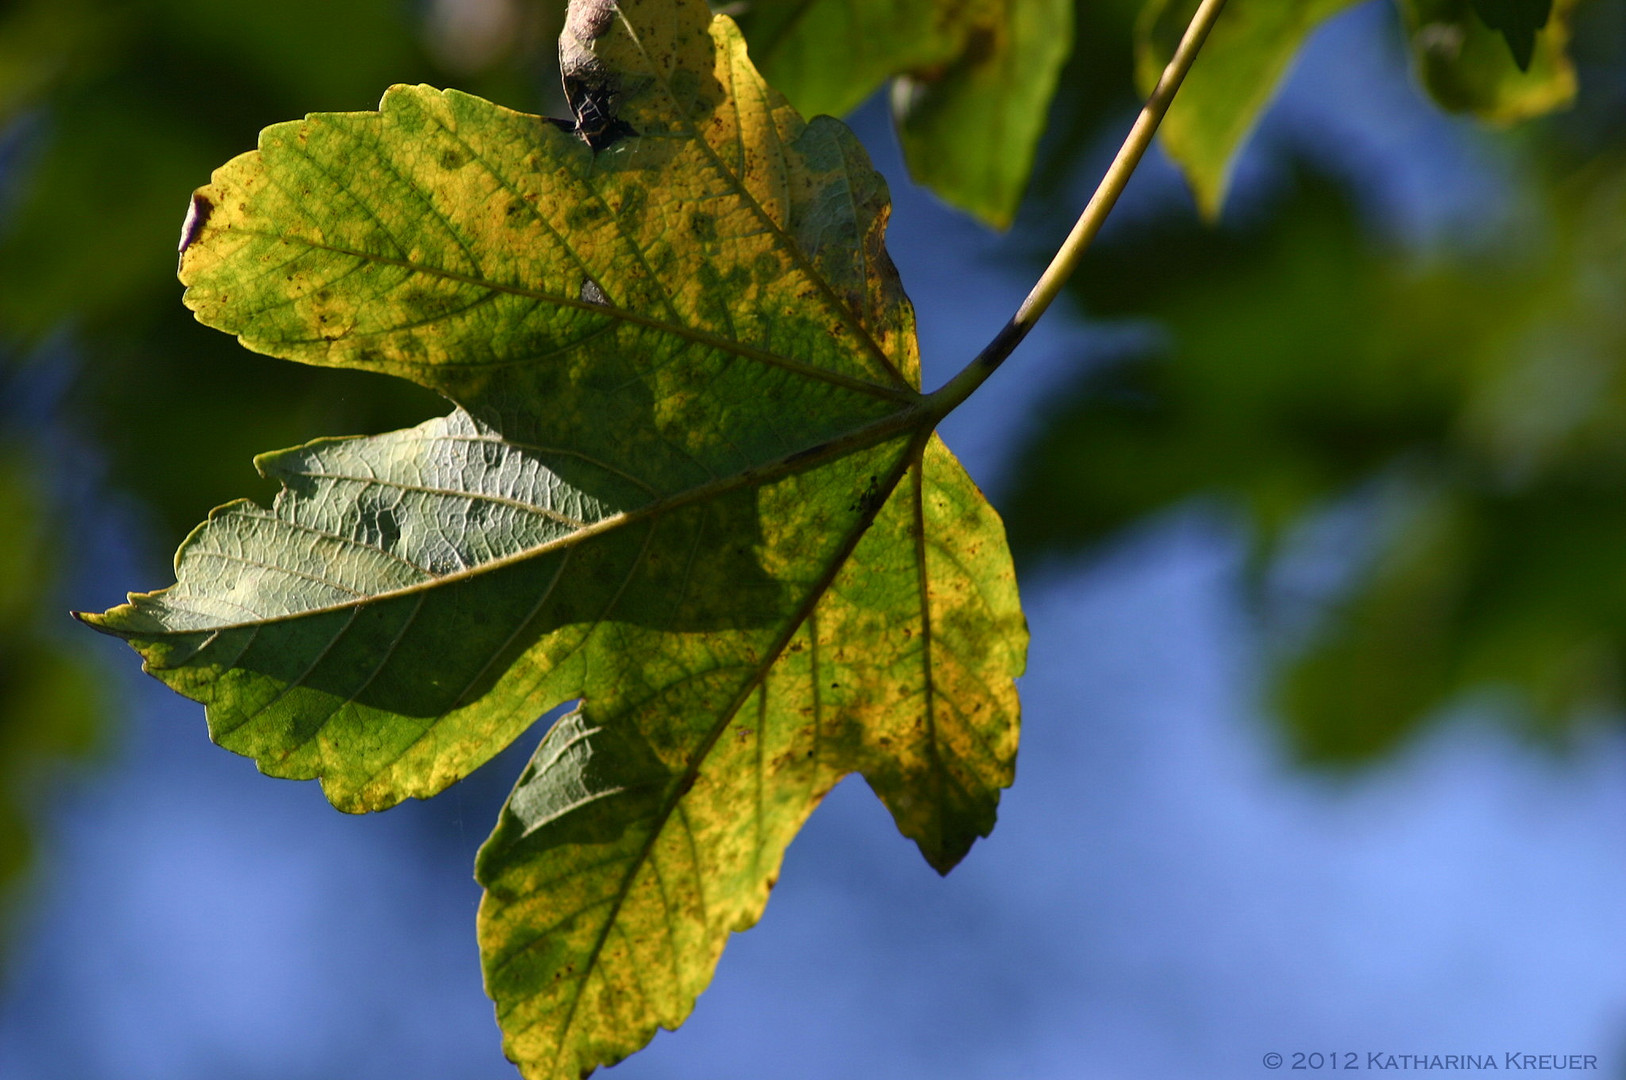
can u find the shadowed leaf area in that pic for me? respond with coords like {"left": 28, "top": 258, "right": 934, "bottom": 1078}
{"left": 1469, "top": 0, "right": 1554, "bottom": 69}
{"left": 81, "top": 1, "right": 1026, "bottom": 1076}
{"left": 1005, "top": 147, "right": 1626, "bottom": 764}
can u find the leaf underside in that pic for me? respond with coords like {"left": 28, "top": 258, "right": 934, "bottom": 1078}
{"left": 82, "top": 1, "right": 1026, "bottom": 1077}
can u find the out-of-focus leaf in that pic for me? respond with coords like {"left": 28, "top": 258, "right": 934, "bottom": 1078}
{"left": 1137, "top": 0, "right": 1578, "bottom": 217}
{"left": 734, "top": 0, "right": 1074, "bottom": 227}
{"left": 0, "top": 99, "right": 216, "bottom": 336}
{"left": 149, "top": 0, "right": 425, "bottom": 107}
{"left": 84, "top": 1, "right": 1026, "bottom": 1074}
{"left": 893, "top": 0, "right": 1073, "bottom": 227}
{"left": 1469, "top": 0, "right": 1554, "bottom": 69}
{"left": 1135, "top": 0, "right": 1356, "bottom": 219}
{"left": 1020, "top": 0, "right": 1147, "bottom": 204}
{"left": 732, "top": 0, "right": 962, "bottom": 119}
{"left": 1281, "top": 480, "right": 1626, "bottom": 761}
{"left": 1400, "top": 0, "right": 1577, "bottom": 123}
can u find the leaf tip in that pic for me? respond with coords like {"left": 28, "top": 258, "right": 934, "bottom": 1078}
{"left": 70, "top": 607, "right": 121, "bottom": 639}
{"left": 1170, "top": 151, "right": 1231, "bottom": 224}
{"left": 908, "top": 817, "right": 991, "bottom": 877}
{"left": 1509, "top": 34, "right": 1538, "bottom": 72}
{"left": 1195, "top": 184, "right": 1227, "bottom": 225}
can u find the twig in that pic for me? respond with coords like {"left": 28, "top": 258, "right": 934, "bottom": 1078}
{"left": 927, "top": 0, "right": 1231, "bottom": 418}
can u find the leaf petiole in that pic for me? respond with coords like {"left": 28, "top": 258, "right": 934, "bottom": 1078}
{"left": 926, "top": 0, "right": 1230, "bottom": 421}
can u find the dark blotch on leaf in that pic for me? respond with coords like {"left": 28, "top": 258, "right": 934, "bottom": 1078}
{"left": 691, "top": 211, "right": 718, "bottom": 246}
{"left": 752, "top": 251, "right": 783, "bottom": 285}
{"left": 362, "top": 502, "right": 402, "bottom": 551}
{"left": 566, "top": 202, "right": 607, "bottom": 228}
{"left": 849, "top": 475, "right": 882, "bottom": 515}
{"left": 178, "top": 192, "right": 214, "bottom": 254}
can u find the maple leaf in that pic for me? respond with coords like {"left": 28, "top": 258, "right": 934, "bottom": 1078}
{"left": 81, "top": 0, "right": 1026, "bottom": 1074}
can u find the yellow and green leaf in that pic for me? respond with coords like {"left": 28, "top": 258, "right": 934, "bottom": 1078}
{"left": 82, "top": 0, "right": 1026, "bottom": 1075}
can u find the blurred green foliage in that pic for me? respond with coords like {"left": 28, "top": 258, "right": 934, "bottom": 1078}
{"left": 1138, "top": 0, "right": 1578, "bottom": 216}
{"left": 1400, "top": 0, "right": 1577, "bottom": 122}
{"left": 1136, "top": 0, "right": 1361, "bottom": 218}
{"left": 0, "top": 435, "right": 101, "bottom": 955}
{"left": 1469, "top": 0, "right": 1556, "bottom": 70}
{"left": 1008, "top": 0, "right": 1626, "bottom": 764}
